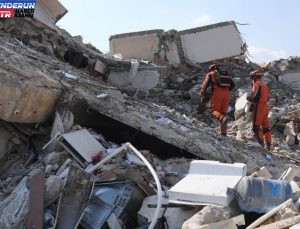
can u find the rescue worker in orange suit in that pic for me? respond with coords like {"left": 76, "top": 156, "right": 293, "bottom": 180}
{"left": 200, "top": 64, "right": 235, "bottom": 136}
{"left": 247, "top": 69, "right": 272, "bottom": 150}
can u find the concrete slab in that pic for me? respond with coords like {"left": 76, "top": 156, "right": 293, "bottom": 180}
{"left": 37, "top": 0, "right": 67, "bottom": 23}
{"left": 94, "top": 59, "right": 107, "bottom": 74}
{"left": 108, "top": 66, "right": 168, "bottom": 91}
{"left": 109, "top": 30, "right": 163, "bottom": 61}
{"left": 279, "top": 72, "right": 300, "bottom": 91}
{"left": 168, "top": 160, "right": 246, "bottom": 206}
{"left": 179, "top": 21, "right": 244, "bottom": 63}
{"left": 0, "top": 73, "right": 62, "bottom": 123}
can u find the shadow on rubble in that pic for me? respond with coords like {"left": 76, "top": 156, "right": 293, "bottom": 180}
{"left": 72, "top": 101, "right": 198, "bottom": 160}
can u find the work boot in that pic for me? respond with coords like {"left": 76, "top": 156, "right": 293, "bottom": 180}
{"left": 221, "top": 116, "right": 228, "bottom": 127}
{"left": 266, "top": 143, "right": 271, "bottom": 151}
{"left": 258, "top": 140, "right": 265, "bottom": 148}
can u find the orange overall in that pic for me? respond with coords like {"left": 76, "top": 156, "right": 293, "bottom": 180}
{"left": 200, "top": 70, "right": 235, "bottom": 135}
{"left": 247, "top": 79, "right": 272, "bottom": 147}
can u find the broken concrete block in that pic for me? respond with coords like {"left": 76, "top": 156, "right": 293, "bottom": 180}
{"left": 168, "top": 160, "right": 246, "bottom": 206}
{"left": 94, "top": 59, "right": 107, "bottom": 75}
{"left": 109, "top": 30, "right": 163, "bottom": 61}
{"left": 279, "top": 72, "right": 300, "bottom": 91}
{"left": 44, "top": 152, "right": 61, "bottom": 165}
{"left": 138, "top": 195, "right": 197, "bottom": 229}
{"left": 108, "top": 67, "right": 166, "bottom": 91}
{"left": 0, "top": 72, "right": 62, "bottom": 123}
{"left": 46, "top": 111, "right": 65, "bottom": 152}
{"left": 33, "top": 0, "right": 67, "bottom": 31}
{"left": 284, "top": 122, "right": 297, "bottom": 136}
{"left": 290, "top": 223, "right": 300, "bottom": 229}
{"left": 251, "top": 166, "right": 272, "bottom": 179}
{"left": 179, "top": 21, "right": 245, "bottom": 63}
{"left": 235, "top": 93, "right": 248, "bottom": 119}
{"left": 51, "top": 111, "right": 65, "bottom": 137}
{"left": 184, "top": 214, "right": 245, "bottom": 229}
{"left": 268, "top": 111, "right": 278, "bottom": 128}
{"left": 182, "top": 206, "right": 231, "bottom": 229}
{"left": 73, "top": 35, "right": 83, "bottom": 43}
{"left": 45, "top": 164, "right": 59, "bottom": 174}
{"left": 45, "top": 175, "right": 63, "bottom": 205}
{"left": 60, "top": 109, "right": 74, "bottom": 132}
{"left": 286, "top": 135, "right": 296, "bottom": 146}
{"left": 56, "top": 158, "right": 72, "bottom": 176}
{"left": 36, "top": 0, "right": 67, "bottom": 23}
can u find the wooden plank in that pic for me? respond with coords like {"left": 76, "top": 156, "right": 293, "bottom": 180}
{"left": 279, "top": 167, "right": 298, "bottom": 181}
{"left": 27, "top": 170, "right": 45, "bottom": 229}
{"left": 246, "top": 198, "right": 292, "bottom": 229}
{"left": 257, "top": 215, "right": 300, "bottom": 229}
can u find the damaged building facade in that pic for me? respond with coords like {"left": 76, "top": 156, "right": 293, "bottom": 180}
{"left": 109, "top": 21, "right": 246, "bottom": 66}
{"left": 0, "top": 3, "right": 300, "bottom": 229}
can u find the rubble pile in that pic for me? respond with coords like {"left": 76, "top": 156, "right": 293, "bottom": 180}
{"left": 231, "top": 57, "right": 300, "bottom": 167}
{"left": 0, "top": 8, "right": 300, "bottom": 229}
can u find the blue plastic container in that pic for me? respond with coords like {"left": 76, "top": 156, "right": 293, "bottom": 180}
{"left": 235, "top": 177, "right": 293, "bottom": 213}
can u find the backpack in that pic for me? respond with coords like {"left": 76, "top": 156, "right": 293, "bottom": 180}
{"left": 214, "top": 69, "right": 232, "bottom": 87}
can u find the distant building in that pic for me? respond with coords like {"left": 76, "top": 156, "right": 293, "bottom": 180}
{"left": 109, "top": 21, "right": 247, "bottom": 66}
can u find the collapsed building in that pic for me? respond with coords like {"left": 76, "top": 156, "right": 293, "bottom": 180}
{"left": 109, "top": 21, "right": 246, "bottom": 66}
{"left": 0, "top": 3, "right": 300, "bottom": 228}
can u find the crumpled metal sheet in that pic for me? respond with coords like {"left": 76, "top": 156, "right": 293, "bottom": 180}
{"left": 55, "top": 164, "right": 94, "bottom": 229}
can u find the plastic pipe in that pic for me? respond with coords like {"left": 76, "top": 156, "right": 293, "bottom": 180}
{"left": 246, "top": 198, "right": 292, "bottom": 229}
{"left": 87, "top": 142, "right": 162, "bottom": 229}
{"left": 126, "top": 143, "right": 162, "bottom": 229}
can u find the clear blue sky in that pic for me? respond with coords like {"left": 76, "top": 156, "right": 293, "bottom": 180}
{"left": 58, "top": 0, "right": 300, "bottom": 63}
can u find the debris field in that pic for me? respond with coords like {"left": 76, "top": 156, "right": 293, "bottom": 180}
{"left": 0, "top": 2, "right": 300, "bottom": 229}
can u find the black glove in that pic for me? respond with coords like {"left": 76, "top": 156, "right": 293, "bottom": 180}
{"left": 201, "top": 92, "right": 211, "bottom": 104}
